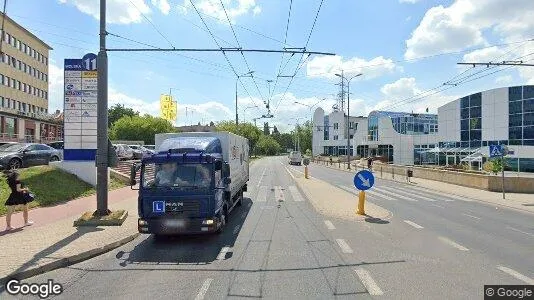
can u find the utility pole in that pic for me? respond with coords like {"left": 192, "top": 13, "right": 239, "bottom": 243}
{"left": 96, "top": 0, "right": 109, "bottom": 216}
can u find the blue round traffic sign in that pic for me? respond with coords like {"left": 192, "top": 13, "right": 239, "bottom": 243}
{"left": 82, "top": 53, "right": 97, "bottom": 71}
{"left": 353, "top": 170, "right": 375, "bottom": 191}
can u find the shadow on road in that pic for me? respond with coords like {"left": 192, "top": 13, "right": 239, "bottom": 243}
{"left": 364, "top": 217, "right": 390, "bottom": 224}
{"left": 115, "top": 197, "right": 253, "bottom": 266}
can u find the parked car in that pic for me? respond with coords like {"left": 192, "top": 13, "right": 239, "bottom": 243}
{"left": 143, "top": 145, "right": 155, "bottom": 151}
{"left": 0, "top": 143, "right": 62, "bottom": 169}
{"left": 128, "top": 145, "right": 155, "bottom": 157}
{"left": 47, "top": 141, "right": 64, "bottom": 150}
{"left": 288, "top": 151, "right": 303, "bottom": 165}
{"left": 113, "top": 144, "right": 135, "bottom": 160}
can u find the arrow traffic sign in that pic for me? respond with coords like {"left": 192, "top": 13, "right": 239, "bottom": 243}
{"left": 354, "top": 170, "right": 375, "bottom": 191}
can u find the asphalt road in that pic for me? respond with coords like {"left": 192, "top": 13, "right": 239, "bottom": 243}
{"left": 3, "top": 156, "right": 533, "bottom": 299}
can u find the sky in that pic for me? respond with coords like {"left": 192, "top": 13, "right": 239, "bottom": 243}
{"left": 5, "top": 0, "right": 534, "bottom": 132}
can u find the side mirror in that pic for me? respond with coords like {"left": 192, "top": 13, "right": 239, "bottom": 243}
{"left": 223, "top": 177, "right": 231, "bottom": 185}
{"left": 215, "top": 160, "right": 222, "bottom": 171}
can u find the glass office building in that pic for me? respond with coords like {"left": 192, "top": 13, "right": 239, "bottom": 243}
{"left": 368, "top": 111, "right": 438, "bottom": 141}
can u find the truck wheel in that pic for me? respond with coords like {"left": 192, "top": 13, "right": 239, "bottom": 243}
{"left": 216, "top": 209, "right": 227, "bottom": 234}
{"left": 237, "top": 190, "right": 243, "bottom": 206}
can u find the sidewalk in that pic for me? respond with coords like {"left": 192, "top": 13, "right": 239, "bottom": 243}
{"left": 314, "top": 161, "right": 534, "bottom": 214}
{"left": 290, "top": 167, "right": 391, "bottom": 222}
{"left": 0, "top": 187, "right": 139, "bottom": 284}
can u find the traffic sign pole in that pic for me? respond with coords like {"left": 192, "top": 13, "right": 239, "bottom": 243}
{"left": 357, "top": 191, "right": 366, "bottom": 215}
{"left": 353, "top": 170, "right": 374, "bottom": 216}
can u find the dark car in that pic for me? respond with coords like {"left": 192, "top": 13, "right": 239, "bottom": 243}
{"left": 0, "top": 143, "right": 62, "bottom": 169}
{"left": 47, "top": 141, "right": 64, "bottom": 150}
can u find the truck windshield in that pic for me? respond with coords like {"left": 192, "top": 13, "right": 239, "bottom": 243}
{"left": 142, "top": 162, "right": 212, "bottom": 189}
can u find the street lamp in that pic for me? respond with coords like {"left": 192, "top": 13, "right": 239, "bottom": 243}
{"left": 335, "top": 72, "right": 362, "bottom": 170}
{"left": 236, "top": 71, "right": 255, "bottom": 125}
{"left": 242, "top": 105, "right": 258, "bottom": 123}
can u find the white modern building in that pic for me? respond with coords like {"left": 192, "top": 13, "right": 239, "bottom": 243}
{"left": 312, "top": 85, "right": 534, "bottom": 172}
{"left": 312, "top": 107, "right": 365, "bottom": 157}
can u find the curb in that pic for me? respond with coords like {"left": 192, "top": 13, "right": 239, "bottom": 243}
{"left": 313, "top": 162, "right": 534, "bottom": 215}
{"left": 0, "top": 233, "right": 139, "bottom": 286}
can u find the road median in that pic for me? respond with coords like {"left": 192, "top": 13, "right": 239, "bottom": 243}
{"left": 291, "top": 169, "right": 391, "bottom": 222}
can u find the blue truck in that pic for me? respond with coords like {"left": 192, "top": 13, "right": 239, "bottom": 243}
{"left": 130, "top": 132, "right": 250, "bottom": 235}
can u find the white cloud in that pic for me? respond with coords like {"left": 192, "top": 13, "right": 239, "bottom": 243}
{"left": 405, "top": 0, "right": 534, "bottom": 60}
{"left": 405, "top": 16, "right": 412, "bottom": 22}
{"left": 377, "top": 77, "right": 456, "bottom": 114}
{"left": 400, "top": 0, "right": 420, "bottom": 4}
{"left": 109, "top": 88, "right": 160, "bottom": 116}
{"left": 495, "top": 75, "right": 513, "bottom": 84}
{"left": 461, "top": 46, "right": 507, "bottom": 63}
{"left": 59, "top": 0, "right": 151, "bottom": 24}
{"left": 180, "top": 0, "right": 261, "bottom": 23}
{"left": 253, "top": 5, "right": 261, "bottom": 16}
{"left": 152, "top": 0, "right": 171, "bottom": 15}
{"left": 48, "top": 63, "right": 65, "bottom": 112}
{"left": 306, "top": 55, "right": 398, "bottom": 80}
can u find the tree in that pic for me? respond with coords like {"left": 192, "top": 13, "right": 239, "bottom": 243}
{"left": 272, "top": 132, "right": 293, "bottom": 152}
{"left": 216, "top": 121, "right": 262, "bottom": 156}
{"left": 263, "top": 122, "right": 270, "bottom": 135}
{"left": 272, "top": 125, "right": 279, "bottom": 135}
{"left": 108, "top": 104, "right": 139, "bottom": 127}
{"left": 296, "top": 120, "right": 312, "bottom": 153}
{"left": 109, "top": 115, "right": 175, "bottom": 144}
{"left": 255, "top": 135, "right": 281, "bottom": 156}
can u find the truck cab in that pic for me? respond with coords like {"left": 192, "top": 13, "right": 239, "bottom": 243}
{"left": 132, "top": 135, "right": 248, "bottom": 235}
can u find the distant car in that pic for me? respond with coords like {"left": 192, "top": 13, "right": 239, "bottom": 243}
{"left": 47, "top": 141, "right": 64, "bottom": 150}
{"left": 143, "top": 145, "right": 155, "bottom": 151}
{"left": 288, "top": 151, "right": 303, "bottom": 165}
{"left": 0, "top": 143, "right": 62, "bottom": 169}
{"left": 129, "top": 145, "right": 155, "bottom": 157}
{"left": 113, "top": 144, "right": 135, "bottom": 160}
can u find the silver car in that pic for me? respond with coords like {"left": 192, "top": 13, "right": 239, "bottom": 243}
{"left": 113, "top": 144, "right": 135, "bottom": 161}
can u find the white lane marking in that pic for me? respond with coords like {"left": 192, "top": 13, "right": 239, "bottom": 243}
{"left": 497, "top": 266, "right": 534, "bottom": 285}
{"left": 409, "top": 186, "right": 471, "bottom": 202}
{"left": 354, "top": 268, "right": 384, "bottom": 296}
{"left": 506, "top": 226, "right": 534, "bottom": 237}
{"left": 365, "top": 189, "right": 398, "bottom": 201}
{"left": 284, "top": 166, "right": 296, "bottom": 179}
{"left": 431, "top": 203, "right": 445, "bottom": 208}
{"left": 216, "top": 247, "right": 231, "bottom": 260}
{"left": 374, "top": 188, "right": 418, "bottom": 202}
{"left": 324, "top": 220, "right": 336, "bottom": 230}
{"left": 257, "top": 167, "right": 267, "bottom": 187}
{"left": 462, "top": 213, "right": 481, "bottom": 220}
{"left": 288, "top": 185, "right": 304, "bottom": 202}
{"left": 256, "top": 186, "right": 268, "bottom": 202}
{"left": 274, "top": 186, "right": 285, "bottom": 202}
{"left": 380, "top": 185, "right": 437, "bottom": 202}
{"left": 438, "top": 236, "right": 469, "bottom": 251}
{"left": 335, "top": 239, "right": 353, "bottom": 253}
{"left": 194, "top": 278, "right": 213, "bottom": 300}
{"left": 338, "top": 185, "right": 397, "bottom": 201}
{"left": 403, "top": 220, "right": 424, "bottom": 229}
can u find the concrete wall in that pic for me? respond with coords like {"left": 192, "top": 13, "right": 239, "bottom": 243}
{"left": 52, "top": 161, "right": 109, "bottom": 187}
{"left": 371, "top": 162, "right": 534, "bottom": 193}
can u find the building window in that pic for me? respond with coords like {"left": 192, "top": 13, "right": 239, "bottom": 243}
{"left": 509, "top": 86, "right": 522, "bottom": 101}
{"left": 4, "top": 117, "right": 16, "bottom": 136}
{"left": 333, "top": 123, "right": 338, "bottom": 130}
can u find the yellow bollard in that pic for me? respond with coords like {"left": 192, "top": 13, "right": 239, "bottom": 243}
{"left": 357, "top": 191, "right": 366, "bottom": 215}
{"left": 305, "top": 165, "right": 309, "bottom": 179}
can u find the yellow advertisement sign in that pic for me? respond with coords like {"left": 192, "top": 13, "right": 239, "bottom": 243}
{"left": 82, "top": 71, "right": 98, "bottom": 78}
{"left": 160, "top": 94, "right": 177, "bottom": 122}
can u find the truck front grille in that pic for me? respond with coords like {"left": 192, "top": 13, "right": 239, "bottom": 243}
{"left": 165, "top": 201, "right": 201, "bottom": 216}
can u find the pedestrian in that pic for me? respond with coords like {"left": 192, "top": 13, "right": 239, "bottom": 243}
{"left": 329, "top": 155, "right": 333, "bottom": 166}
{"left": 4, "top": 171, "right": 34, "bottom": 231}
{"left": 367, "top": 157, "right": 373, "bottom": 171}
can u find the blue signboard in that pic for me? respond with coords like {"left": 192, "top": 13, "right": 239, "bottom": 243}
{"left": 489, "top": 145, "right": 504, "bottom": 158}
{"left": 64, "top": 59, "right": 83, "bottom": 70}
{"left": 153, "top": 201, "right": 165, "bottom": 213}
{"left": 354, "top": 170, "right": 375, "bottom": 191}
{"left": 82, "top": 53, "right": 97, "bottom": 71}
